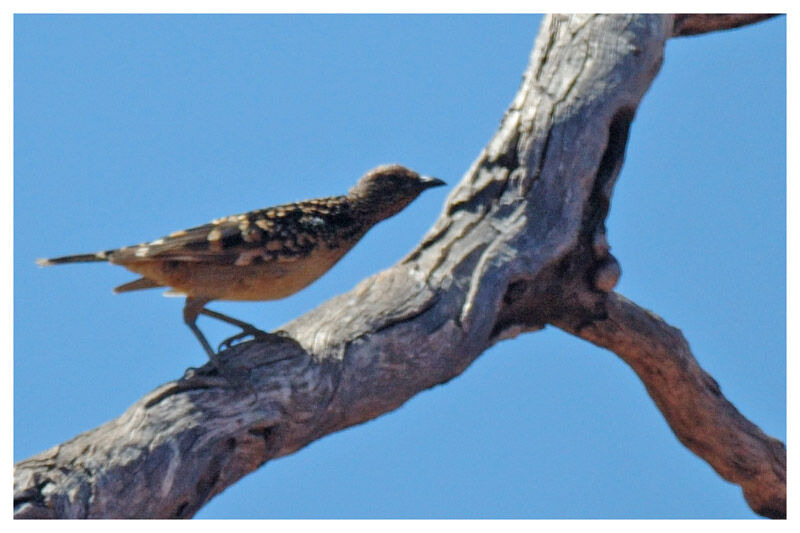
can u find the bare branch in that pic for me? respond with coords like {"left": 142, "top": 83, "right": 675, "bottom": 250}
{"left": 552, "top": 293, "right": 786, "bottom": 519}
{"left": 672, "top": 14, "right": 778, "bottom": 37}
{"left": 15, "top": 14, "right": 784, "bottom": 518}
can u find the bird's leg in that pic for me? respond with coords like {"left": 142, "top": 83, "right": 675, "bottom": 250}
{"left": 183, "top": 296, "right": 219, "bottom": 362}
{"left": 197, "top": 307, "right": 272, "bottom": 351}
{"left": 199, "top": 307, "right": 264, "bottom": 332}
{"left": 182, "top": 298, "right": 260, "bottom": 396}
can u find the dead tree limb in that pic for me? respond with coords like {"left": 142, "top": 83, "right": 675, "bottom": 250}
{"left": 672, "top": 14, "right": 777, "bottom": 37}
{"left": 551, "top": 294, "right": 786, "bottom": 518}
{"left": 14, "top": 14, "right": 784, "bottom": 519}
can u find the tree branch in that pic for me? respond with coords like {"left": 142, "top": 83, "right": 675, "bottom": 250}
{"left": 551, "top": 293, "right": 786, "bottom": 519}
{"left": 672, "top": 14, "right": 778, "bottom": 37}
{"left": 15, "top": 14, "right": 784, "bottom": 518}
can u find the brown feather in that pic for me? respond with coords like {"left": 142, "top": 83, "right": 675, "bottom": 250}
{"left": 113, "top": 277, "right": 163, "bottom": 294}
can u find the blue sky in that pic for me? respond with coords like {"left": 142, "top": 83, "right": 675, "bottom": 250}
{"left": 14, "top": 15, "right": 785, "bottom": 518}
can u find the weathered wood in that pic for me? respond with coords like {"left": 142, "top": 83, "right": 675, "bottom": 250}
{"left": 15, "top": 14, "right": 784, "bottom": 519}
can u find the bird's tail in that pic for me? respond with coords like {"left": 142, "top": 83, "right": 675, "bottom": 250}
{"left": 36, "top": 250, "right": 113, "bottom": 266}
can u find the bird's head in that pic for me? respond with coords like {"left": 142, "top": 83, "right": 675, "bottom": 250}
{"left": 348, "top": 164, "right": 445, "bottom": 221}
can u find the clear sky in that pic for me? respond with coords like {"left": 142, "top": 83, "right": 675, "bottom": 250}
{"left": 14, "top": 14, "right": 785, "bottom": 519}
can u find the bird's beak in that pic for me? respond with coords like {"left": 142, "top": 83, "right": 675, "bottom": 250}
{"left": 419, "top": 175, "right": 446, "bottom": 188}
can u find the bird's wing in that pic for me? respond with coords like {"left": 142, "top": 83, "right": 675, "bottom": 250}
{"left": 109, "top": 197, "right": 360, "bottom": 266}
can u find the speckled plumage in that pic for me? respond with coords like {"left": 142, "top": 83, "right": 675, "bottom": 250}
{"left": 37, "top": 164, "right": 445, "bottom": 360}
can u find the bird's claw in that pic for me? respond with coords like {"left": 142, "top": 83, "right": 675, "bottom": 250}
{"left": 217, "top": 326, "right": 273, "bottom": 352}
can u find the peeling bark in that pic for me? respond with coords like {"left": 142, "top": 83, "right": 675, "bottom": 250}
{"left": 15, "top": 14, "right": 784, "bottom": 519}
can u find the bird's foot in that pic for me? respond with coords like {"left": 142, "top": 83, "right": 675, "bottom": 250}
{"left": 217, "top": 325, "right": 273, "bottom": 352}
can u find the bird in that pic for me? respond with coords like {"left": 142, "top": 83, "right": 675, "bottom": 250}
{"left": 37, "top": 164, "right": 445, "bottom": 362}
